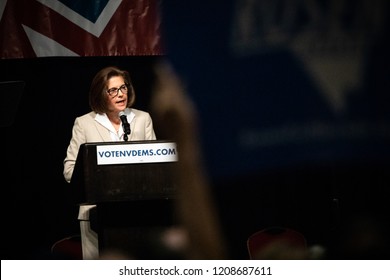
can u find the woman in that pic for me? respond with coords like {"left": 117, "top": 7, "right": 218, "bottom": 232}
{"left": 63, "top": 66, "right": 156, "bottom": 183}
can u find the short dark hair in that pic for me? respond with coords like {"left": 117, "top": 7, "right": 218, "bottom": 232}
{"left": 89, "top": 66, "right": 136, "bottom": 114}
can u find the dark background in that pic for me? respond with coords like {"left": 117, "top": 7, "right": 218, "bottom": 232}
{"left": 0, "top": 56, "right": 163, "bottom": 259}
{"left": 160, "top": 0, "right": 390, "bottom": 259}
{"left": 1, "top": 0, "right": 390, "bottom": 260}
{"left": 1, "top": 54, "right": 389, "bottom": 260}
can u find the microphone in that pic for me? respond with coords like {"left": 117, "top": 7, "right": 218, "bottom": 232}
{"left": 119, "top": 111, "right": 131, "bottom": 141}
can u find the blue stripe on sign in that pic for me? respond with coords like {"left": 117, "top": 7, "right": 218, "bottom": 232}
{"left": 59, "top": 0, "right": 110, "bottom": 23}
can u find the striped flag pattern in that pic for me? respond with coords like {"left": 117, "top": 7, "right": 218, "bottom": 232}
{"left": 0, "top": 0, "right": 163, "bottom": 58}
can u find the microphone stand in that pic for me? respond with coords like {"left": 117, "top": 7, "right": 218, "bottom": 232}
{"left": 122, "top": 122, "right": 130, "bottom": 141}
{"left": 119, "top": 111, "right": 131, "bottom": 141}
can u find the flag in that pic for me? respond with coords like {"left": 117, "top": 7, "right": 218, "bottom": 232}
{"left": 0, "top": 0, "right": 163, "bottom": 58}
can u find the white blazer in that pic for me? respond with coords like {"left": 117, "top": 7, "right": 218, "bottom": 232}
{"left": 63, "top": 108, "right": 156, "bottom": 183}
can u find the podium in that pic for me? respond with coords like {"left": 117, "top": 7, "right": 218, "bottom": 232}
{"left": 70, "top": 140, "right": 179, "bottom": 259}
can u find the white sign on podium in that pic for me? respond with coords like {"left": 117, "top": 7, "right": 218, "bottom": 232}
{"left": 96, "top": 141, "right": 178, "bottom": 165}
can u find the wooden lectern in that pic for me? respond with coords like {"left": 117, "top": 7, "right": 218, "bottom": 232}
{"left": 70, "top": 140, "right": 179, "bottom": 259}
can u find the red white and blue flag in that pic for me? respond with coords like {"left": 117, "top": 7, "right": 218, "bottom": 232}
{"left": 0, "top": 0, "right": 163, "bottom": 58}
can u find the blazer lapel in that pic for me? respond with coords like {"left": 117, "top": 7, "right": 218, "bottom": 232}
{"left": 94, "top": 121, "right": 113, "bottom": 141}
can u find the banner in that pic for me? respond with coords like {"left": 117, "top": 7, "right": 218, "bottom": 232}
{"left": 160, "top": 1, "right": 390, "bottom": 180}
{"left": 0, "top": 0, "right": 163, "bottom": 58}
